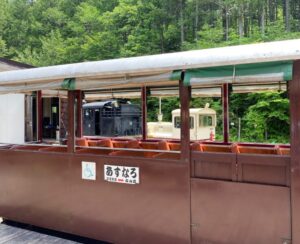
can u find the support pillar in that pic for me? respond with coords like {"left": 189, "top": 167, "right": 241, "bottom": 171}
{"left": 142, "top": 86, "right": 147, "bottom": 140}
{"left": 222, "top": 84, "right": 229, "bottom": 143}
{"left": 37, "top": 91, "right": 43, "bottom": 142}
{"left": 289, "top": 60, "right": 300, "bottom": 243}
{"left": 179, "top": 77, "right": 191, "bottom": 162}
{"left": 67, "top": 91, "right": 76, "bottom": 153}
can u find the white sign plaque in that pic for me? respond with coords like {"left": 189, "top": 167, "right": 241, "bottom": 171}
{"left": 104, "top": 165, "right": 140, "bottom": 184}
{"left": 82, "top": 161, "right": 96, "bottom": 180}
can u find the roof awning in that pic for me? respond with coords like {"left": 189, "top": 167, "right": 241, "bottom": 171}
{"left": 182, "top": 61, "right": 293, "bottom": 86}
{"left": 232, "top": 83, "right": 287, "bottom": 93}
{"left": 0, "top": 39, "right": 298, "bottom": 94}
{"left": 0, "top": 61, "right": 292, "bottom": 94}
{"left": 0, "top": 72, "right": 176, "bottom": 94}
{"left": 84, "top": 87, "right": 222, "bottom": 101}
{"left": 150, "top": 87, "right": 221, "bottom": 97}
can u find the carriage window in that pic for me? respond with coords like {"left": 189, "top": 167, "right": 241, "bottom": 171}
{"left": 199, "top": 115, "right": 213, "bottom": 127}
{"left": 191, "top": 86, "right": 222, "bottom": 141}
{"left": 174, "top": 116, "right": 194, "bottom": 129}
{"left": 229, "top": 85, "right": 290, "bottom": 144}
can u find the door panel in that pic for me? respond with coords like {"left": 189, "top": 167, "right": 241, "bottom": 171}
{"left": 191, "top": 179, "right": 291, "bottom": 244}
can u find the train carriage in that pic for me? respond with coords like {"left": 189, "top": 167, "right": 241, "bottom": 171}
{"left": 0, "top": 39, "right": 299, "bottom": 243}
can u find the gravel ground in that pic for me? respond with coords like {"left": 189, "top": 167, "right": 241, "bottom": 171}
{"left": 0, "top": 220, "right": 107, "bottom": 244}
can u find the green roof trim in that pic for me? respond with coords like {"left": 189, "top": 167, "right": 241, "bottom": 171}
{"left": 61, "top": 78, "right": 76, "bottom": 90}
{"left": 170, "top": 70, "right": 182, "bottom": 81}
{"left": 173, "top": 61, "right": 293, "bottom": 86}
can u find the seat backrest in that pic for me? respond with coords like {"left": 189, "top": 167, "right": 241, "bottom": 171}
{"left": 98, "top": 139, "right": 113, "bottom": 148}
{"left": 88, "top": 140, "right": 99, "bottom": 147}
{"left": 112, "top": 141, "right": 128, "bottom": 148}
{"left": 191, "top": 142, "right": 201, "bottom": 151}
{"left": 76, "top": 138, "right": 89, "bottom": 147}
{"left": 278, "top": 147, "right": 290, "bottom": 155}
{"left": 237, "top": 146, "right": 277, "bottom": 155}
{"left": 126, "top": 140, "right": 141, "bottom": 149}
{"left": 158, "top": 141, "right": 170, "bottom": 150}
{"left": 140, "top": 142, "right": 159, "bottom": 150}
{"left": 169, "top": 143, "right": 181, "bottom": 151}
{"left": 201, "top": 144, "right": 233, "bottom": 153}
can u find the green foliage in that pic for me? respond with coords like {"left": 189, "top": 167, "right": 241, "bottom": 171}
{"left": 243, "top": 93, "right": 289, "bottom": 143}
{"left": 230, "top": 92, "right": 290, "bottom": 143}
{"left": 0, "top": 0, "right": 296, "bottom": 144}
{"left": 3, "top": 0, "right": 300, "bottom": 62}
{"left": 0, "top": 38, "right": 8, "bottom": 57}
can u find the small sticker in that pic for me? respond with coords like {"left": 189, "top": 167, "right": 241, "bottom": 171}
{"left": 82, "top": 161, "right": 96, "bottom": 180}
{"left": 104, "top": 165, "right": 139, "bottom": 184}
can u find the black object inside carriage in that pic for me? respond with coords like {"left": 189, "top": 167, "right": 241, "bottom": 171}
{"left": 83, "top": 100, "right": 142, "bottom": 137}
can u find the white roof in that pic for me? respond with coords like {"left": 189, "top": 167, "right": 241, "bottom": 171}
{"left": 172, "top": 108, "right": 216, "bottom": 115}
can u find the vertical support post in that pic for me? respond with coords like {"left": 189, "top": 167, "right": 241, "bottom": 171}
{"left": 76, "top": 90, "right": 83, "bottom": 138}
{"left": 289, "top": 60, "right": 300, "bottom": 243}
{"left": 67, "top": 91, "right": 76, "bottom": 153}
{"left": 179, "top": 75, "right": 192, "bottom": 244}
{"left": 37, "top": 90, "right": 43, "bottom": 142}
{"left": 179, "top": 76, "right": 191, "bottom": 162}
{"left": 222, "top": 83, "right": 229, "bottom": 143}
{"left": 142, "top": 86, "right": 147, "bottom": 140}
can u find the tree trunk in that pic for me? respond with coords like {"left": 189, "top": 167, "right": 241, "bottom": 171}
{"left": 261, "top": 3, "right": 266, "bottom": 36}
{"left": 268, "top": 0, "right": 276, "bottom": 22}
{"left": 180, "top": 0, "right": 184, "bottom": 44}
{"left": 285, "top": 0, "right": 291, "bottom": 32}
{"left": 160, "top": 25, "right": 164, "bottom": 53}
{"left": 222, "top": 7, "right": 229, "bottom": 41}
{"left": 226, "top": 12, "right": 229, "bottom": 41}
{"left": 238, "top": 5, "right": 244, "bottom": 38}
{"left": 195, "top": 0, "right": 199, "bottom": 40}
{"left": 244, "top": 15, "right": 249, "bottom": 37}
{"left": 291, "top": 0, "right": 300, "bottom": 30}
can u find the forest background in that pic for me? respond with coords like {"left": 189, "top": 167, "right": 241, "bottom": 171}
{"left": 0, "top": 0, "right": 298, "bottom": 143}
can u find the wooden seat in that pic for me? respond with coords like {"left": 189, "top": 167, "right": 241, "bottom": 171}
{"left": 87, "top": 140, "right": 99, "bottom": 147}
{"left": 110, "top": 140, "right": 168, "bottom": 158}
{"left": 168, "top": 143, "right": 181, "bottom": 151}
{"left": 76, "top": 138, "right": 89, "bottom": 147}
{"left": 140, "top": 142, "right": 159, "bottom": 150}
{"left": 191, "top": 142, "right": 201, "bottom": 151}
{"left": 201, "top": 144, "right": 234, "bottom": 153}
{"left": 237, "top": 146, "right": 278, "bottom": 155}
{"left": 126, "top": 140, "right": 141, "bottom": 149}
{"left": 97, "top": 139, "right": 113, "bottom": 148}
{"left": 112, "top": 141, "right": 129, "bottom": 148}
{"left": 158, "top": 141, "right": 170, "bottom": 150}
{"left": 278, "top": 147, "right": 290, "bottom": 155}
